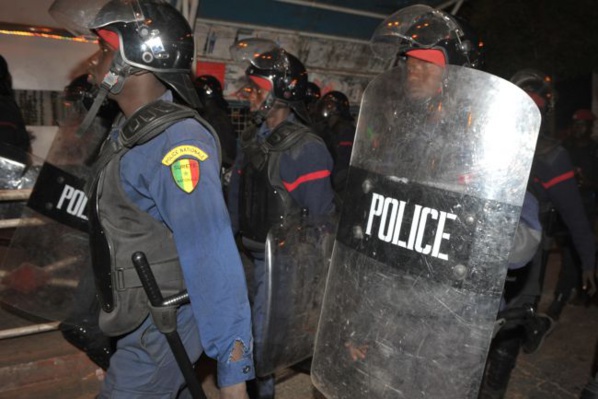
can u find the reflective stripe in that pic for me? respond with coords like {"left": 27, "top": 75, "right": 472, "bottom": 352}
{"left": 540, "top": 170, "right": 575, "bottom": 189}
{"left": 0, "top": 121, "right": 18, "bottom": 129}
{"left": 283, "top": 170, "right": 331, "bottom": 192}
{"left": 339, "top": 141, "right": 353, "bottom": 147}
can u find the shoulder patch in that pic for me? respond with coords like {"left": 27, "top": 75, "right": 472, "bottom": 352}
{"left": 162, "top": 145, "right": 208, "bottom": 194}
{"left": 162, "top": 145, "right": 209, "bottom": 166}
{"left": 171, "top": 158, "right": 200, "bottom": 193}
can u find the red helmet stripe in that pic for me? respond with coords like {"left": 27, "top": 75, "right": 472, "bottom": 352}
{"left": 405, "top": 49, "right": 446, "bottom": 67}
{"left": 249, "top": 76, "right": 273, "bottom": 91}
{"left": 96, "top": 29, "right": 120, "bottom": 50}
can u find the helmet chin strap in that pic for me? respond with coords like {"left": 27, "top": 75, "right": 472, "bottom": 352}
{"left": 75, "top": 53, "right": 130, "bottom": 137}
{"left": 250, "top": 91, "right": 277, "bottom": 125}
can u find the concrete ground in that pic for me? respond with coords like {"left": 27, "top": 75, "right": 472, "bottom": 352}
{"left": 0, "top": 248, "right": 596, "bottom": 398}
{"left": 194, "top": 249, "right": 598, "bottom": 399}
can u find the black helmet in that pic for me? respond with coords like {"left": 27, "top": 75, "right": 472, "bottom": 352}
{"left": 245, "top": 49, "right": 308, "bottom": 104}
{"left": 371, "top": 4, "right": 483, "bottom": 68}
{"left": 194, "top": 75, "right": 224, "bottom": 100}
{"left": 244, "top": 48, "right": 309, "bottom": 123}
{"left": 510, "top": 69, "right": 555, "bottom": 114}
{"left": 193, "top": 74, "right": 230, "bottom": 110}
{"left": 317, "top": 91, "right": 352, "bottom": 120}
{"left": 305, "top": 82, "right": 321, "bottom": 105}
{"left": 49, "top": 0, "right": 200, "bottom": 108}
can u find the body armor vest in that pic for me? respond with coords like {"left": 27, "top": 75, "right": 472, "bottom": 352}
{"left": 87, "top": 100, "right": 220, "bottom": 336}
{"left": 238, "top": 121, "right": 320, "bottom": 243}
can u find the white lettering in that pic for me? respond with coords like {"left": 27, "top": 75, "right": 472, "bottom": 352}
{"left": 56, "top": 185, "right": 74, "bottom": 210}
{"left": 56, "top": 184, "right": 89, "bottom": 221}
{"left": 364, "top": 192, "right": 457, "bottom": 261}
{"left": 415, "top": 208, "right": 438, "bottom": 255}
{"left": 378, "top": 197, "right": 399, "bottom": 242}
{"left": 392, "top": 200, "right": 407, "bottom": 247}
{"left": 366, "top": 193, "right": 384, "bottom": 236}
{"left": 432, "top": 211, "right": 457, "bottom": 260}
{"left": 406, "top": 204, "right": 422, "bottom": 250}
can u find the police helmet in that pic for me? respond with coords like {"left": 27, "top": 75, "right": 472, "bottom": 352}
{"left": 305, "top": 82, "right": 322, "bottom": 105}
{"left": 49, "top": 0, "right": 200, "bottom": 108}
{"left": 510, "top": 69, "right": 555, "bottom": 114}
{"left": 245, "top": 48, "right": 308, "bottom": 103}
{"left": 194, "top": 75, "right": 224, "bottom": 100}
{"left": 371, "top": 4, "right": 483, "bottom": 68}
{"left": 317, "top": 91, "right": 352, "bottom": 120}
{"left": 244, "top": 48, "right": 309, "bottom": 122}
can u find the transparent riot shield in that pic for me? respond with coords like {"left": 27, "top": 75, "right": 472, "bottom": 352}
{"left": 0, "top": 144, "right": 38, "bottom": 221}
{"left": 255, "top": 213, "right": 336, "bottom": 376}
{"left": 311, "top": 64, "right": 541, "bottom": 398}
{"left": 0, "top": 118, "right": 108, "bottom": 322}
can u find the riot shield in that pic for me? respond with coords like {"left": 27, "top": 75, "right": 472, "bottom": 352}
{"left": 311, "top": 64, "right": 541, "bottom": 398}
{"left": 0, "top": 117, "right": 107, "bottom": 322}
{"left": 254, "top": 213, "right": 336, "bottom": 377}
{"left": 0, "top": 144, "right": 37, "bottom": 221}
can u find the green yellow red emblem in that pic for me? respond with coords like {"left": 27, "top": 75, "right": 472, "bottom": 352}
{"left": 161, "top": 145, "right": 209, "bottom": 193}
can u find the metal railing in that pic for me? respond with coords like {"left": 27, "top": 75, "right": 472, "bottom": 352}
{"left": 0, "top": 188, "right": 59, "bottom": 340}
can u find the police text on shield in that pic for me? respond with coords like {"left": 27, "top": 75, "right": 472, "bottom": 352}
{"left": 56, "top": 184, "right": 88, "bottom": 221}
{"left": 365, "top": 193, "right": 457, "bottom": 261}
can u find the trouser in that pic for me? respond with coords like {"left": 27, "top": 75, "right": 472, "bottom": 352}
{"left": 507, "top": 244, "right": 547, "bottom": 309}
{"left": 247, "top": 252, "right": 275, "bottom": 399}
{"left": 99, "top": 304, "right": 202, "bottom": 399}
{"left": 478, "top": 328, "right": 522, "bottom": 399}
{"left": 59, "top": 264, "right": 114, "bottom": 370}
{"left": 554, "top": 239, "right": 582, "bottom": 301}
{"left": 581, "top": 372, "right": 598, "bottom": 399}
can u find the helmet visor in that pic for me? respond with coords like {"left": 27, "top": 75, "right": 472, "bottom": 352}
{"left": 230, "top": 38, "right": 291, "bottom": 71}
{"left": 49, "top": 0, "right": 144, "bottom": 37}
{"left": 371, "top": 5, "right": 459, "bottom": 60}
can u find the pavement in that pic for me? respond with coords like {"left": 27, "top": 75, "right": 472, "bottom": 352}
{"left": 195, "top": 249, "right": 598, "bottom": 399}
{"left": 0, "top": 247, "right": 596, "bottom": 398}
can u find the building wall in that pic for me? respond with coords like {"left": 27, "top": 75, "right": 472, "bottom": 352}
{"left": 2, "top": 18, "right": 391, "bottom": 158}
{"left": 194, "top": 18, "right": 391, "bottom": 106}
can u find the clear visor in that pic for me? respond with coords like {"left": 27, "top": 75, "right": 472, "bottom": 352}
{"left": 371, "top": 5, "right": 459, "bottom": 60}
{"left": 235, "top": 78, "right": 263, "bottom": 101}
{"left": 49, "top": 0, "right": 144, "bottom": 37}
{"left": 235, "top": 76, "right": 275, "bottom": 113}
{"left": 230, "top": 38, "right": 290, "bottom": 70}
{"left": 56, "top": 94, "right": 89, "bottom": 127}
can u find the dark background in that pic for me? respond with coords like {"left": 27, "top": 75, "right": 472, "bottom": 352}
{"left": 461, "top": 0, "right": 598, "bottom": 130}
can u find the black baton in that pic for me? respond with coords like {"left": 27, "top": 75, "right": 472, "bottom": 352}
{"left": 132, "top": 251, "right": 207, "bottom": 399}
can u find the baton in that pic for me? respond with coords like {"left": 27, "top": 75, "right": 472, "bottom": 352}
{"left": 132, "top": 251, "right": 207, "bottom": 399}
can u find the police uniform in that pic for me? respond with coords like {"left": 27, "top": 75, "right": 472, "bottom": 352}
{"left": 532, "top": 140, "right": 596, "bottom": 317}
{"left": 324, "top": 117, "right": 355, "bottom": 194}
{"left": 228, "top": 114, "right": 335, "bottom": 398}
{"left": 90, "top": 91, "right": 254, "bottom": 396}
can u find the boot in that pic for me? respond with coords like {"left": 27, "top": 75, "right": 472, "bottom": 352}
{"left": 581, "top": 373, "right": 598, "bottom": 399}
{"left": 478, "top": 333, "right": 522, "bottom": 399}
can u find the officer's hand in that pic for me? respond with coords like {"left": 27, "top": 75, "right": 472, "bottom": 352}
{"left": 582, "top": 269, "right": 597, "bottom": 297}
{"left": 220, "top": 382, "right": 249, "bottom": 399}
{"left": 345, "top": 341, "right": 369, "bottom": 362}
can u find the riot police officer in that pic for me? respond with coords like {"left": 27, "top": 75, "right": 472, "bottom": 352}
{"left": 480, "top": 69, "right": 597, "bottom": 399}
{"left": 0, "top": 54, "right": 31, "bottom": 165}
{"left": 48, "top": 1, "right": 254, "bottom": 397}
{"left": 304, "top": 81, "right": 321, "bottom": 122}
{"left": 313, "top": 90, "right": 355, "bottom": 195}
{"left": 227, "top": 47, "right": 335, "bottom": 399}
{"left": 314, "top": 5, "right": 543, "bottom": 399}
{"left": 56, "top": 74, "right": 118, "bottom": 371}
{"left": 194, "top": 74, "right": 237, "bottom": 168}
